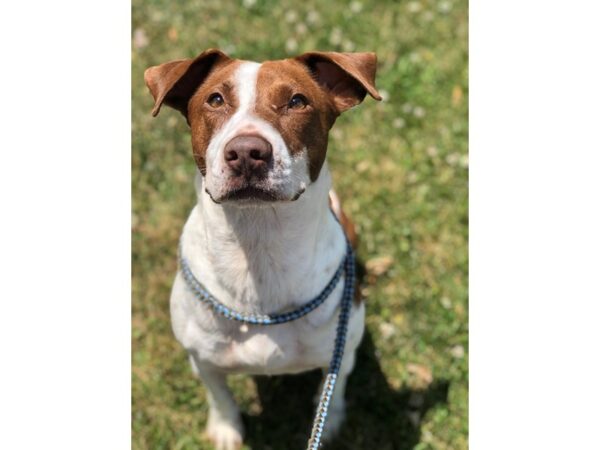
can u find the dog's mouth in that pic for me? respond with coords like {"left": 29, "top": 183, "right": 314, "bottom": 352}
{"left": 206, "top": 185, "right": 306, "bottom": 204}
{"left": 225, "top": 186, "right": 279, "bottom": 202}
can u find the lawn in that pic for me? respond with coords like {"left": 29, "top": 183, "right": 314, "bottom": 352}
{"left": 132, "top": 0, "right": 468, "bottom": 449}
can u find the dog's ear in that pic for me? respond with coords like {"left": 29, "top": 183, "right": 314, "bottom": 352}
{"left": 295, "top": 51, "right": 382, "bottom": 113}
{"left": 144, "top": 48, "right": 231, "bottom": 118}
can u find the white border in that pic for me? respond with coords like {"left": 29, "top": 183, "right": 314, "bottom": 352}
{"left": 0, "top": 1, "right": 131, "bottom": 448}
{"left": 471, "top": 1, "right": 600, "bottom": 448}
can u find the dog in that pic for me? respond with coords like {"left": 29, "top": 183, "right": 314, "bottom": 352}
{"left": 145, "top": 49, "right": 380, "bottom": 450}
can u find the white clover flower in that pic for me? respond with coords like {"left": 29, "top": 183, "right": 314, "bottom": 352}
{"left": 150, "top": 11, "right": 165, "bottom": 22}
{"left": 342, "top": 39, "right": 356, "bottom": 52}
{"left": 426, "top": 146, "right": 438, "bottom": 157}
{"left": 393, "top": 117, "right": 406, "bottom": 129}
{"left": 285, "top": 38, "right": 298, "bottom": 53}
{"left": 438, "top": 0, "right": 452, "bottom": 13}
{"left": 350, "top": 1, "right": 363, "bottom": 13}
{"left": 450, "top": 345, "right": 465, "bottom": 359}
{"left": 423, "top": 430, "right": 435, "bottom": 443}
{"left": 285, "top": 10, "right": 298, "bottom": 23}
{"left": 243, "top": 0, "right": 256, "bottom": 8}
{"left": 331, "top": 128, "right": 343, "bottom": 140}
{"left": 167, "top": 116, "right": 178, "bottom": 128}
{"left": 446, "top": 152, "right": 460, "bottom": 166}
{"left": 413, "top": 106, "right": 426, "bottom": 118}
{"left": 379, "top": 89, "right": 390, "bottom": 102}
{"left": 133, "top": 28, "right": 149, "bottom": 49}
{"left": 407, "top": 1, "right": 422, "bottom": 13}
{"left": 441, "top": 296, "right": 452, "bottom": 309}
{"left": 407, "top": 172, "right": 419, "bottom": 183}
{"left": 379, "top": 322, "right": 396, "bottom": 340}
{"left": 329, "top": 27, "right": 343, "bottom": 46}
{"left": 306, "top": 10, "right": 320, "bottom": 25}
{"left": 356, "top": 160, "right": 370, "bottom": 173}
{"left": 295, "top": 22, "right": 307, "bottom": 35}
{"left": 222, "top": 43, "right": 237, "bottom": 55}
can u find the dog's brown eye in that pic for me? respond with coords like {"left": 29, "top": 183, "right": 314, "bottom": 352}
{"left": 207, "top": 93, "right": 224, "bottom": 108}
{"left": 288, "top": 94, "right": 308, "bottom": 110}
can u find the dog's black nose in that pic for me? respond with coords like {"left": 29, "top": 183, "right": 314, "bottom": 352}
{"left": 224, "top": 135, "right": 273, "bottom": 178}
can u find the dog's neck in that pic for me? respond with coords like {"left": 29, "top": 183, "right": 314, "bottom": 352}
{"left": 186, "top": 163, "right": 345, "bottom": 314}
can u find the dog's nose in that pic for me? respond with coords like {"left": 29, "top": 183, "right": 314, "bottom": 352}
{"left": 224, "top": 135, "right": 273, "bottom": 177}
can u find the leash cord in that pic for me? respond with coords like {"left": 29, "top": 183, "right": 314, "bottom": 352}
{"left": 179, "top": 246, "right": 346, "bottom": 325}
{"left": 306, "top": 242, "right": 355, "bottom": 450}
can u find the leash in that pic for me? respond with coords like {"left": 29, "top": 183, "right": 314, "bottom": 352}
{"left": 179, "top": 216, "right": 355, "bottom": 450}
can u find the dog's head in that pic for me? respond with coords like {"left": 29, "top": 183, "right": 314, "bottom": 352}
{"left": 145, "top": 49, "right": 381, "bottom": 205}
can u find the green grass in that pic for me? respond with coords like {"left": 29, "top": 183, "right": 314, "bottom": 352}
{"left": 132, "top": 0, "right": 468, "bottom": 449}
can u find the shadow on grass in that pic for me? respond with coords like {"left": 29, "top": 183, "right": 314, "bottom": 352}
{"left": 242, "top": 329, "right": 449, "bottom": 450}
{"left": 241, "top": 260, "right": 450, "bottom": 449}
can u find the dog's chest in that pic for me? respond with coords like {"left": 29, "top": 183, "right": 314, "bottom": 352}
{"left": 170, "top": 193, "right": 352, "bottom": 375}
{"left": 171, "top": 266, "right": 345, "bottom": 375}
{"left": 209, "top": 321, "right": 336, "bottom": 374}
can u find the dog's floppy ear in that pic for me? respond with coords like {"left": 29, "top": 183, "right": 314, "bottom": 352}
{"left": 295, "top": 51, "right": 382, "bottom": 113}
{"left": 144, "top": 48, "right": 231, "bottom": 118}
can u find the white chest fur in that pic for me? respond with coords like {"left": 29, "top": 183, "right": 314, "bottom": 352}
{"left": 169, "top": 164, "right": 365, "bottom": 375}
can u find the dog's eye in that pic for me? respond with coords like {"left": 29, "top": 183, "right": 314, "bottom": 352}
{"left": 288, "top": 94, "right": 308, "bottom": 110}
{"left": 207, "top": 93, "right": 224, "bottom": 108}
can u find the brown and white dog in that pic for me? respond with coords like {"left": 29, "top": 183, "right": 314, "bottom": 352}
{"left": 145, "top": 49, "right": 380, "bottom": 450}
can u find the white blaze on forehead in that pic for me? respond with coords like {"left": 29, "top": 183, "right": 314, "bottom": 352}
{"left": 235, "top": 61, "right": 261, "bottom": 113}
{"left": 205, "top": 61, "right": 261, "bottom": 166}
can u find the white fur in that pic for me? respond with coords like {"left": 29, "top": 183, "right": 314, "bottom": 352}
{"left": 169, "top": 60, "right": 365, "bottom": 450}
{"left": 204, "top": 61, "right": 310, "bottom": 202}
{"left": 173, "top": 164, "right": 364, "bottom": 369}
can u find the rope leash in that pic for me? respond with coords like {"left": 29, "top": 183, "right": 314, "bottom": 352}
{"left": 306, "top": 243, "right": 354, "bottom": 449}
{"left": 179, "top": 217, "right": 355, "bottom": 449}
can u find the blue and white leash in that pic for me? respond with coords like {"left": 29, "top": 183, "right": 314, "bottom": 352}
{"left": 179, "top": 221, "right": 355, "bottom": 450}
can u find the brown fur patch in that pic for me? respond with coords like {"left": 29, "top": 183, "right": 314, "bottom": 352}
{"left": 144, "top": 49, "right": 231, "bottom": 118}
{"left": 338, "top": 207, "right": 358, "bottom": 251}
{"left": 186, "top": 60, "right": 242, "bottom": 174}
{"left": 295, "top": 52, "right": 381, "bottom": 112}
{"left": 329, "top": 193, "right": 362, "bottom": 304}
{"left": 255, "top": 60, "right": 338, "bottom": 181}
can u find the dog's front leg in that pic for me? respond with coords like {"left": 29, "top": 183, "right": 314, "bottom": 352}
{"left": 189, "top": 354, "right": 243, "bottom": 450}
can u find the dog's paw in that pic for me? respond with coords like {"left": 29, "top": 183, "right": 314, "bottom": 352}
{"left": 205, "top": 415, "right": 244, "bottom": 450}
{"left": 321, "top": 406, "right": 346, "bottom": 443}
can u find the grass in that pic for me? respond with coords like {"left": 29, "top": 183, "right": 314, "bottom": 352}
{"left": 132, "top": 0, "right": 468, "bottom": 449}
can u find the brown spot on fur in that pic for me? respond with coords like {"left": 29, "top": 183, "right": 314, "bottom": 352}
{"left": 341, "top": 209, "right": 358, "bottom": 250}
{"left": 187, "top": 60, "right": 242, "bottom": 174}
{"left": 144, "top": 50, "right": 242, "bottom": 175}
{"left": 254, "top": 53, "right": 381, "bottom": 181}
{"left": 255, "top": 60, "right": 337, "bottom": 181}
{"left": 295, "top": 52, "right": 381, "bottom": 112}
{"left": 329, "top": 192, "right": 362, "bottom": 305}
{"left": 329, "top": 191, "right": 358, "bottom": 249}
{"left": 144, "top": 48, "right": 231, "bottom": 119}
{"left": 333, "top": 204, "right": 360, "bottom": 304}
